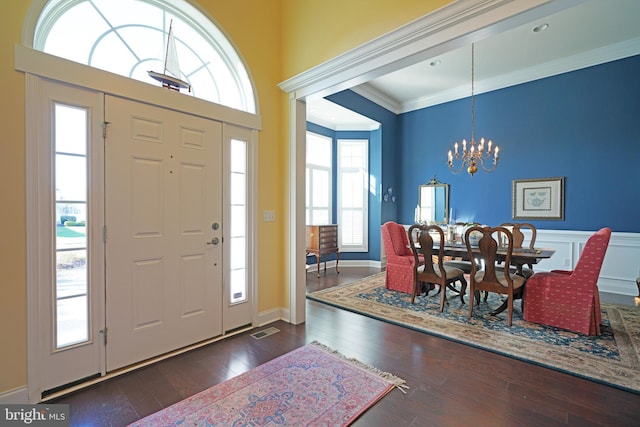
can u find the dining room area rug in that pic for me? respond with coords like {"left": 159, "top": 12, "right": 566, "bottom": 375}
{"left": 128, "top": 341, "right": 407, "bottom": 426}
{"left": 307, "top": 272, "right": 640, "bottom": 394}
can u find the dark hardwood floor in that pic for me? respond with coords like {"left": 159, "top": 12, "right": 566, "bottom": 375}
{"left": 51, "top": 267, "right": 638, "bottom": 426}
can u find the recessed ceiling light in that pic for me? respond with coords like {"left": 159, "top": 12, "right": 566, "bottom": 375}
{"left": 533, "top": 23, "right": 549, "bottom": 33}
{"left": 430, "top": 60, "right": 441, "bottom": 67}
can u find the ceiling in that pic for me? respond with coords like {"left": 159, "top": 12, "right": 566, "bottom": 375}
{"left": 306, "top": 0, "right": 640, "bottom": 131}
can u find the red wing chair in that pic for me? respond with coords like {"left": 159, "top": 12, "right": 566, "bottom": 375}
{"left": 381, "top": 221, "right": 423, "bottom": 294}
{"left": 523, "top": 227, "right": 611, "bottom": 335}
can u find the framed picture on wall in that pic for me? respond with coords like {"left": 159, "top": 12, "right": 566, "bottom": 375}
{"left": 512, "top": 177, "right": 564, "bottom": 220}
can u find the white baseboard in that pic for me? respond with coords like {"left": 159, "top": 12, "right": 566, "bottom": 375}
{"left": 0, "top": 386, "right": 29, "bottom": 404}
{"left": 306, "top": 259, "right": 382, "bottom": 270}
{"left": 257, "top": 307, "right": 287, "bottom": 326}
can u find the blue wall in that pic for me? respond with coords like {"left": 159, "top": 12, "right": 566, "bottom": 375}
{"left": 399, "top": 54, "right": 640, "bottom": 232}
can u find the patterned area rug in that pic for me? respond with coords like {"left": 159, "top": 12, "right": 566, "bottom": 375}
{"left": 129, "top": 341, "right": 406, "bottom": 426}
{"left": 307, "top": 272, "right": 640, "bottom": 394}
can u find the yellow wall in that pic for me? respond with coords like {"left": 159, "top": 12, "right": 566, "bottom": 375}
{"left": 197, "top": 0, "right": 286, "bottom": 316}
{"left": 0, "top": 0, "right": 452, "bottom": 397}
{"left": 281, "top": 0, "right": 451, "bottom": 78}
{"left": 0, "top": 0, "right": 31, "bottom": 398}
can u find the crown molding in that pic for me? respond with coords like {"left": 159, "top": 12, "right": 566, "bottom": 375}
{"left": 278, "top": 0, "right": 583, "bottom": 100}
{"left": 349, "top": 84, "right": 403, "bottom": 114}
{"left": 307, "top": 114, "right": 380, "bottom": 132}
{"left": 397, "top": 36, "right": 640, "bottom": 113}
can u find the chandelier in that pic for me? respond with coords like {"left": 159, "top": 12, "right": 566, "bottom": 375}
{"left": 447, "top": 43, "right": 499, "bottom": 176}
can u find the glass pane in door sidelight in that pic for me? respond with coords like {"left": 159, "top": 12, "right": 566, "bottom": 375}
{"left": 229, "top": 139, "right": 247, "bottom": 304}
{"left": 54, "top": 104, "right": 89, "bottom": 348}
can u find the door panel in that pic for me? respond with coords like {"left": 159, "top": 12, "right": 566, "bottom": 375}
{"left": 37, "top": 81, "right": 104, "bottom": 393}
{"left": 105, "top": 96, "right": 223, "bottom": 371}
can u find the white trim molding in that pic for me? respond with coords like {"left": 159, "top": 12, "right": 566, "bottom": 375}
{"left": 14, "top": 45, "right": 261, "bottom": 131}
{"left": 0, "top": 387, "right": 30, "bottom": 405}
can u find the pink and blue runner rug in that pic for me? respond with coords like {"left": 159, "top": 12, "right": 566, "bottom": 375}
{"left": 129, "top": 341, "right": 406, "bottom": 426}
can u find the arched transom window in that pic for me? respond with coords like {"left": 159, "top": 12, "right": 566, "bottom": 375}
{"left": 34, "top": 0, "right": 256, "bottom": 113}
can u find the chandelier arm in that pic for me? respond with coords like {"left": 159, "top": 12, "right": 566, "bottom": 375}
{"left": 479, "top": 157, "right": 499, "bottom": 173}
{"left": 448, "top": 160, "right": 468, "bottom": 174}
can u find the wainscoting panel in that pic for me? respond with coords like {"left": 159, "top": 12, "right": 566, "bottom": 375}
{"left": 534, "top": 230, "right": 639, "bottom": 296}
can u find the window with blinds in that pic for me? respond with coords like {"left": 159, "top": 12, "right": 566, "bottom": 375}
{"left": 306, "top": 132, "right": 332, "bottom": 225}
{"left": 337, "top": 139, "right": 368, "bottom": 252}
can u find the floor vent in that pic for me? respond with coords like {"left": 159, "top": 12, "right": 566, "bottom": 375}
{"left": 250, "top": 327, "right": 280, "bottom": 340}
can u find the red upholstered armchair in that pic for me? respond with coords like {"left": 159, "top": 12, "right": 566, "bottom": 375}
{"left": 381, "top": 221, "right": 424, "bottom": 294}
{"left": 524, "top": 227, "right": 611, "bottom": 335}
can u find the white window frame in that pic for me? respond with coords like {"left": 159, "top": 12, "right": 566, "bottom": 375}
{"left": 305, "top": 131, "right": 332, "bottom": 225}
{"left": 337, "top": 139, "right": 368, "bottom": 252}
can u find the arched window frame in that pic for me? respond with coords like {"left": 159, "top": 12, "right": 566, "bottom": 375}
{"left": 30, "top": 0, "right": 257, "bottom": 114}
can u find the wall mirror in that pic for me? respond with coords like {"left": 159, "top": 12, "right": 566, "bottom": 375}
{"left": 418, "top": 177, "right": 449, "bottom": 224}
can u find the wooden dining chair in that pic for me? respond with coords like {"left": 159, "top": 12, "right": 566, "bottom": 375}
{"left": 500, "top": 223, "right": 536, "bottom": 250}
{"left": 443, "top": 222, "right": 479, "bottom": 274}
{"left": 408, "top": 224, "right": 467, "bottom": 311}
{"left": 465, "top": 225, "right": 526, "bottom": 327}
{"left": 496, "top": 222, "right": 537, "bottom": 277}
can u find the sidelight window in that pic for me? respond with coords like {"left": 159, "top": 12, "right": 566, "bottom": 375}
{"left": 54, "top": 104, "right": 90, "bottom": 348}
{"left": 229, "top": 139, "right": 247, "bottom": 304}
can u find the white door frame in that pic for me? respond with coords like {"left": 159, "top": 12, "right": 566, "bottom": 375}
{"left": 19, "top": 47, "right": 260, "bottom": 403}
{"left": 279, "top": 0, "right": 569, "bottom": 325}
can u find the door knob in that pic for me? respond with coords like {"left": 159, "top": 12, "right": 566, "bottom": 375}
{"left": 207, "top": 237, "right": 220, "bottom": 245}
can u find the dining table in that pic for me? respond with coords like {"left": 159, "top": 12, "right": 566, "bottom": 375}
{"left": 439, "top": 242, "right": 555, "bottom": 275}
{"left": 430, "top": 240, "right": 556, "bottom": 315}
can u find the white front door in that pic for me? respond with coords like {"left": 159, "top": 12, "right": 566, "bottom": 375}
{"left": 30, "top": 82, "right": 256, "bottom": 397}
{"left": 104, "top": 96, "right": 223, "bottom": 371}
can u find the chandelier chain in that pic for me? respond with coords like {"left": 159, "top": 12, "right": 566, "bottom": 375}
{"left": 447, "top": 42, "right": 500, "bottom": 176}
{"left": 471, "top": 43, "right": 475, "bottom": 144}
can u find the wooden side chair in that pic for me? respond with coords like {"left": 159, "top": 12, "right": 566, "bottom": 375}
{"left": 465, "top": 226, "right": 526, "bottom": 327}
{"left": 501, "top": 223, "right": 537, "bottom": 250}
{"left": 443, "top": 222, "right": 479, "bottom": 274}
{"left": 408, "top": 224, "right": 467, "bottom": 311}
{"left": 496, "top": 222, "right": 537, "bottom": 278}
